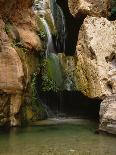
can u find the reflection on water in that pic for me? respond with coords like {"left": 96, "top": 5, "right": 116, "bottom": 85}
{"left": 0, "top": 120, "right": 116, "bottom": 155}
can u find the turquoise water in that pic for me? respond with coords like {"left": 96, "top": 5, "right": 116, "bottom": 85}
{"left": 0, "top": 120, "right": 116, "bottom": 155}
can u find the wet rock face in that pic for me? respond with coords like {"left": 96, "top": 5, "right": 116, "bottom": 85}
{"left": 0, "top": 0, "right": 42, "bottom": 126}
{"left": 0, "top": 94, "right": 10, "bottom": 126}
{"left": 68, "top": 0, "right": 110, "bottom": 17}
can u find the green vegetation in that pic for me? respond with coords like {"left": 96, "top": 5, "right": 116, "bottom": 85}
{"left": 40, "top": 58, "right": 60, "bottom": 92}
{"left": 12, "top": 41, "right": 28, "bottom": 54}
{"left": 21, "top": 72, "right": 48, "bottom": 125}
{"left": 30, "top": 72, "right": 47, "bottom": 120}
{"left": 4, "top": 23, "right": 11, "bottom": 34}
{"left": 36, "top": 16, "right": 47, "bottom": 40}
{"left": 44, "top": 13, "right": 57, "bottom": 36}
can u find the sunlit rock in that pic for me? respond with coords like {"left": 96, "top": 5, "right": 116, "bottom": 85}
{"left": 68, "top": 0, "right": 110, "bottom": 17}
{"left": 0, "top": 0, "right": 43, "bottom": 126}
{"left": 75, "top": 16, "right": 116, "bottom": 99}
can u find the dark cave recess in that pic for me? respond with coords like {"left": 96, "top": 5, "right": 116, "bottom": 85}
{"left": 39, "top": 91, "right": 101, "bottom": 120}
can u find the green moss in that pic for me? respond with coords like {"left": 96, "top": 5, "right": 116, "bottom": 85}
{"left": 75, "top": 61, "right": 90, "bottom": 96}
{"left": 40, "top": 58, "right": 59, "bottom": 92}
{"left": 30, "top": 72, "right": 48, "bottom": 120}
{"left": 21, "top": 72, "right": 48, "bottom": 125}
{"left": 4, "top": 23, "right": 11, "bottom": 34}
{"left": 44, "top": 13, "right": 57, "bottom": 35}
{"left": 13, "top": 41, "right": 29, "bottom": 54}
{"left": 36, "top": 16, "right": 47, "bottom": 41}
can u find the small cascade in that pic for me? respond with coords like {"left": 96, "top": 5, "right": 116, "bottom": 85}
{"left": 34, "top": 0, "right": 64, "bottom": 117}
{"left": 56, "top": 5, "right": 66, "bottom": 53}
{"left": 34, "top": 0, "right": 55, "bottom": 57}
{"left": 50, "top": 0, "right": 66, "bottom": 53}
{"left": 58, "top": 53, "right": 77, "bottom": 91}
{"left": 34, "top": 0, "right": 64, "bottom": 86}
{"left": 40, "top": 18, "right": 55, "bottom": 57}
{"left": 34, "top": 0, "right": 78, "bottom": 117}
{"left": 33, "top": 0, "right": 101, "bottom": 120}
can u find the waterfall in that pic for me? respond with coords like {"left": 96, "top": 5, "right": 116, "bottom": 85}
{"left": 50, "top": 0, "right": 66, "bottom": 53}
{"left": 33, "top": 0, "right": 64, "bottom": 117}
{"left": 34, "top": 0, "right": 55, "bottom": 57}
{"left": 56, "top": 5, "right": 66, "bottom": 53}
{"left": 34, "top": 0, "right": 45, "bottom": 11}
{"left": 33, "top": 0, "right": 77, "bottom": 118}
{"left": 58, "top": 54, "right": 76, "bottom": 91}
{"left": 40, "top": 18, "right": 55, "bottom": 57}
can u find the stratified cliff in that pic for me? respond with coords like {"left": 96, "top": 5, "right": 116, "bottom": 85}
{"left": 0, "top": 0, "right": 43, "bottom": 126}
{"left": 68, "top": 0, "right": 116, "bottom": 134}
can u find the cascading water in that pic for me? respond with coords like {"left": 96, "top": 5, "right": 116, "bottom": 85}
{"left": 33, "top": 0, "right": 100, "bottom": 120}
{"left": 50, "top": 0, "right": 66, "bottom": 53}
{"left": 40, "top": 18, "right": 55, "bottom": 57}
{"left": 34, "top": 0, "right": 65, "bottom": 117}
{"left": 34, "top": 0, "right": 55, "bottom": 57}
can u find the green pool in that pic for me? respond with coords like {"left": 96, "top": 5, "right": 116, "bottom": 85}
{"left": 0, "top": 119, "right": 116, "bottom": 155}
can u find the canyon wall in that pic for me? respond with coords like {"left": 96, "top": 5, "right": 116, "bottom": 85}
{"left": 0, "top": 0, "right": 43, "bottom": 126}
{"left": 68, "top": 0, "right": 116, "bottom": 134}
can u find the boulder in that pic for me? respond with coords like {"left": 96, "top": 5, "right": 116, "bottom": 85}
{"left": 68, "top": 0, "right": 110, "bottom": 17}
{"left": 75, "top": 16, "right": 116, "bottom": 98}
{"left": 75, "top": 15, "right": 116, "bottom": 134}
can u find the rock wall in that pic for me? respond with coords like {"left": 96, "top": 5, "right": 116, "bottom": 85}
{"left": 75, "top": 16, "right": 116, "bottom": 98}
{"left": 68, "top": 0, "right": 116, "bottom": 134}
{"left": 68, "top": 0, "right": 110, "bottom": 17}
{"left": 0, "top": 0, "right": 42, "bottom": 126}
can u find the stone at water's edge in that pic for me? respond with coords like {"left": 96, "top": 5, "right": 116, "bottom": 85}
{"left": 67, "top": 0, "right": 116, "bottom": 135}
{"left": 74, "top": 16, "right": 116, "bottom": 133}
{"left": 99, "top": 95, "right": 116, "bottom": 134}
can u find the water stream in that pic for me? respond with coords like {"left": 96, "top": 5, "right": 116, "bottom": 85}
{"left": 50, "top": 0, "right": 66, "bottom": 53}
{"left": 40, "top": 17, "right": 55, "bottom": 57}
{"left": 34, "top": 0, "right": 64, "bottom": 117}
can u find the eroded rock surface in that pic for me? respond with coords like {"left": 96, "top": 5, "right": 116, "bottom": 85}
{"left": 68, "top": 0, "right": 110, "bottom": 17}
{"left": 75, "top": 16, "right": 116, "bottom": 98}
{"left": 74, "top": 15, "right": 116, "bottom": 134}
{"left": 99, "top": 95, "right": 116, "bottom": 134}
{"left": 0, "top": 0, "right": 42, "bottom": 126}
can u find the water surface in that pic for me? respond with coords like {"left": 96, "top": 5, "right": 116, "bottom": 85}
{"left": 0, "top": 119, "right": 116, "bottom": 155}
